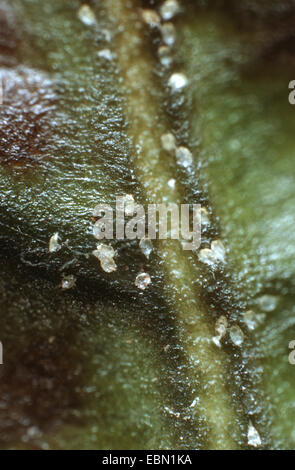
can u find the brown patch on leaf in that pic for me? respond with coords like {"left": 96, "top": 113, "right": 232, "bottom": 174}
{"left": 0, "top": 67, "right": 56, "bottom": 167}
{"left": 251, "top": 15, "right": 295, "bottom": 65}
{"left": 0, "top": 337, "right": 87, "bottom": 446}
{"left": 0, "top": 2, "right": 56, "bottom": 168}
{"left": 217, "top": 0, "right": 295, "bottom": 64}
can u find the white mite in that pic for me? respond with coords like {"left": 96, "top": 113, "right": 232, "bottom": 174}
{"left": 175, "top": 146, "right": 193, "bottom": 168}
{"left": 97, "top": 49, "right": 114, "bottom": 61}
{"left": 168, "top": 73, "right": 188, "bottom": 92}
{"left": 161, "top": 22, "right": 176, "bottom": 46}
{"left": 247, "top": 422, "right": 261, "bottom": 448}
{"left": 158, "top": 46, "right": 173, "bottom": 67}
{"left": 49, "top": 233, "right": 61, "bottom": 253}
{"left": 257, "top": 295, "right": 278, "bottom": 312}
{"left": 200, "top": 207, "right": 210, "bottom": 226}
{"left": 123, "top": 194, "right": 135, "bottom": 217}
{"left": 198, "top": 240, "right": 226, "bottom": 267}
{"left": 168, "top": 178, "right": 176, "bottom": 190}
{"left": 77, "top": 5, "right": 97, "bottom": 26}
{"left": 212, "top": 316, "right": 228, "bottom": 348}
{"left": 229, "top": 325, "right": 244, "bottom": 347}
{"left": 160, "top": 0, "right": 181, "bottom": 21}
{"left": 161, "top": 132, "right": 176, "bottom": 152}
{"left": 61, "top": 274, "right": 76, "bottom": 290}
{"left": 141, "top": 9, "right": 161, "bottom": 28}
{"left": 93, "top": 244, "right": 117, "bottom": 273}
{"left": 139, "top": 239, "right": 153, "bottom": 259}
{"left": 135, "top": 272, "right": 151, "bottom": 290}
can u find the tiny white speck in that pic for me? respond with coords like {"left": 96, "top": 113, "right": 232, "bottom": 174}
{"left": 200, "top": 207, "right": 210, "bottom": 225}
{"left": 77, "top": 5, "right": 97, "bottom": 26}
{"left": 257, "top": 295, "right": 278, "bottom": 312}
{"left": 198, "top": 248, "right": 216, "bottom": 266}
{"left": 139, "top": 239, "right": 153, "bottom": 259}
{"left": 168, "top": 178, "right": 176, "bottom": 189}
{"left": 247, "top": 422, "right": 261, "bottom": 448}
{"left": 211, "top": 240, "right": 226, "bottom": 263}
{"left": 100, "top": 258, "right": 117, "bottom": 273}
{"left": 175, "top": 146, "right": 193, "bottom": 168}
{"left": 198, "top": 239, "right": 226, "bottom": 267}
{"left": 61, "top": 274, "right": 76, "bottom": 290}
{"left": 164, "top": 406, "right": 181, "bottom": 418}
{"left": 243, "top": 310, "right": 256, "bottom": 330}
{"left": 141, "top": 9, "right": 161, "bottom": 28}
{"left": 97, "top": 49, "right": 113, "bottom": 61}
{"left": 161, "top": 132, "right": 176, "bottom": 152}
{"left": 229, "top": 324, "right": 244, "bottom": 347}
{"left": 160, "top": 0, "right": 180, "bottom": 21}
{"left": 212, "top": 316, "right": 228, "bottom": 348}
{"left": 93, "top": 244, "right": 117, "bottom": 273}
{"left": 135, "top": 272, "right": 151, "bottom": 290}
{"left": 93, "top": 243, "right": 115, "bottom": 259}
{"left": 123, "top": 194, "right": 135, "bottom": 216}
{"left": 161, "top": 22, "right": 176, "bottom": 46}
{"left": 243, "top": 310, "right": 266, "bottom": 330}
{"left": 168, "top": 73, "right": 188, "bottom": 92}
{"left": 190, "top": 397, "right": 199, "bottom": 408}
{"left": 102, "top": 29, "right": 112, "bottom": 42}
{"left": 158, "top": 45, "right": 173, "bottom": 67}
{"left": 49, "top": 232, "right": 61, "bottom": 253}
